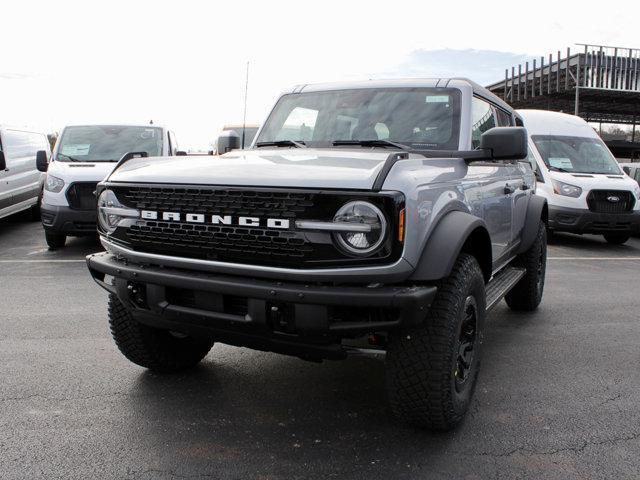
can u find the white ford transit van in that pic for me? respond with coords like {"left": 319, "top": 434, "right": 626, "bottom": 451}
{"left": 39, "top": 124, "right": 179, "bottom": 249}
{"left": 0, "top": 126, "right": 50, "bottom": 220}
{"left": 518, "top": 110, "right": 640, "bottom": 244}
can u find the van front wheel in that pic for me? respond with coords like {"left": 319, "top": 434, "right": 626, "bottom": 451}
{"left": 45, "top": 231, "right": 66, "bottom": 249}
{"left": 603, "top": 233, "right": 630, "bottom": 245}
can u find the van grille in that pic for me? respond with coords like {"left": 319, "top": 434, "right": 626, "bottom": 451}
{"left": 586, "top": 190, "right": 634, "bottom": 214}
{"left": 66, "top": 182, "right": 98, "bottom": 210}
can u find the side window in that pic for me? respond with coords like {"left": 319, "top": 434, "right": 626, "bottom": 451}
{"left": 634, "top": 168, "right": 640, "bottom": 182}
{"left": 526, "top": 147, "right": 538, "bottom": 171}
{"left": 3, "top": 130, "right": 37, "bottom": 162}
{"left": 276, "top": 107, "right": 318, "bottom": 141}
{"left": 495, "top": 108, "right": 513, "bottom": 127}
{"left": 168, "top": 131, "right": 178, "bottom": 154}
{"left": 471, "top": 97, "right": 496, "bottom": 148}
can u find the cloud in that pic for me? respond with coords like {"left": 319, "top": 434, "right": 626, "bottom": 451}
{"left": 0, "top": 72, "right": 37, "bottom": 80}
{"left": 378, "top": 48, "right": 530, "bottom": 86}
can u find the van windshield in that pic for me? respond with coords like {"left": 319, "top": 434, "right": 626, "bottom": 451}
{"left": 56, "top": 125, "right": 162, "bottom": 162}
{"left": 255, "top": 88, "right": 461, "bottom": 150}
{"left": 532, "top": 135, "right": 622, "bottom": 175}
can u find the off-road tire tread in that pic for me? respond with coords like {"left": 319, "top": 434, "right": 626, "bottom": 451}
{"left": 386, "top": 254, "right": 485, "bottom": 431}
{"left": 108, "top": 294, "right": 213, "bottom": 372}
{"left": 505, "top": 221, "right": 546, "bottom": 311}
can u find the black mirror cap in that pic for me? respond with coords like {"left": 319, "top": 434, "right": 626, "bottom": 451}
{"left": 36, "top": 150, "right": 49, "bottom": 172}
{"left": 216, "top": 130, "right": 241, "bottom": 154}
{"left": 479, "top": 127, "right": 528, "bottom": 161}
{"left": 175, "top": 150, "right": 187, "bottom": 156}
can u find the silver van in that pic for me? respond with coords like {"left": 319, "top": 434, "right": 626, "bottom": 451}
{"left": 0, "top": 126, "right": 50, "bottom": 220}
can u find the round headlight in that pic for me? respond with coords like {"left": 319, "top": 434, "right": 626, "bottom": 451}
{"left": 97, "top": 189, "right": 127, "bottom": 234}
{"left": 333, "top": 201, "right": 387, "bottom": 255}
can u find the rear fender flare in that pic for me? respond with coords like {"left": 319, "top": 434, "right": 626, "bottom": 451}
{"left": 516, "top": 194, "right": 548, "bottom": 254}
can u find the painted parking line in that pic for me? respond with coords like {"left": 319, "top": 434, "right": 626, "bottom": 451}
{"left": 0, "top": 259, "right": 87, "bottom": 263}
{"left": 548, "top": 256, "right": 640, "bottom": 260}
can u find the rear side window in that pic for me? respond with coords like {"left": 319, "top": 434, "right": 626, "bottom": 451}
{"left": 471, "top": 98, "right": 496, "bottom": 148}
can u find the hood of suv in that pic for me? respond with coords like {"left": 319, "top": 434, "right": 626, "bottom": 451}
{"left": 107, "top": 149, "right": 393, "bottom": 189}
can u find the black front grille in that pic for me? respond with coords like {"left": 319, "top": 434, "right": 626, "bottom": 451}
{"left": 66, "top": 182, "right": 98, "bottom": 210}
{"left": 108, "top": 184, "right": 404, "bottom": 268}
{"left": 586, "top": 190, "right": 634, "bottom": 214}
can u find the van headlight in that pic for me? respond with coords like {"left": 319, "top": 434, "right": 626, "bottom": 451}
{"left": 97, "top": 189, "right": 139, "bottom": 234}
{"left": 333, "top": 201, "right": 387, "bottom": 255}
{"left": 552, "top": 179, "right": 582, "bottom": 198}
{"left": 45, "top": 175, "right": 65, "bottom": 193}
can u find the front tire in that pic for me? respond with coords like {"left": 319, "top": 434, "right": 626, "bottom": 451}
{"left": 505, "top": 221, "right": 547, "bottom": 311}
{"left": 603, "top": 233, "right": 630, "bottom": 245}
{"left": 45, "top": 231, "right": 66, "bottom": 249}
{"left": 385, "top": 254, "right": 486, "bottom": 431}
{"left": 108, "top": 294, "right": 214, "bottom": 372}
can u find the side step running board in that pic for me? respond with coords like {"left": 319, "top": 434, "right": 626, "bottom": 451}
{"left": 485, "top": 267, "right": 526, "bottom": 312}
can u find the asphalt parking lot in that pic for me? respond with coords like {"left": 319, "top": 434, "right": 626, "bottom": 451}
{"left": 1, "top": 212, "right": 639, "bottom": 480}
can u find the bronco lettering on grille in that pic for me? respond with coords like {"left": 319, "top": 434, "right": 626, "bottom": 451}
{"left": 140, "top": 210, "right": 291, "bottom": 229}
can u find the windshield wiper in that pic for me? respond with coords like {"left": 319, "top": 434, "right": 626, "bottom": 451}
{"left": 547, "top": 165, "right": 571, "bottom": 173}
{"left": 255, "top": 140, "right": 307, "bottom": 148}
{"left": 57, "top": 153, "right": 80, "bottom": 162}
{"left": 332, "top": 139, "right": 411, "bottom": 151}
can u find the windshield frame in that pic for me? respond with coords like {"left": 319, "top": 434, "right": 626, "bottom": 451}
{"left": 531, "top": 134, "right": 622, "bottom": 175}
{"left": 55, "top": 125, "right": 164, "bottom": 162}
{"left": 255, "top": 87, "right": 462, "bottom": 151}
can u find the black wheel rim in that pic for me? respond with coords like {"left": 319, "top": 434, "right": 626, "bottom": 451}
{"left": 455, "top": 295, "right": 477, "bottom": 391}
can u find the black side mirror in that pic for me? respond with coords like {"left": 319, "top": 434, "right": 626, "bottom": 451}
{"left": 216, "top": 130, "right": 241, "bottom": 154}
{"left": 175, "top": 151, "right": 187, "bottom": 156}
{"left": 36, "top": 150, "right": 49, "bottom": 172}
{"left": 479, "top": 127, "right": 528, "bottom": 161}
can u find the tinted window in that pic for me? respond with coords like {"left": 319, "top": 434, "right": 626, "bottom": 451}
{"left": 471, "top": 98, "right": 496, "bottom": 148}
{"left": 57, "top": 126, "right": 163, "bottom": 162}
{"left": 526, "top": 146, "right": 538, "bottom": 172}
{"left": 257, "top": 88, "right": 462, "bottom": 150}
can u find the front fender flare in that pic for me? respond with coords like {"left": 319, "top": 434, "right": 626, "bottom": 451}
{"left": 410, "top": 210, "right": 492, "bottom": 282}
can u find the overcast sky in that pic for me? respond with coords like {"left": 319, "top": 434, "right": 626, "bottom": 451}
{"left": 2, "top": 0, "right": 639, "bottom": 149}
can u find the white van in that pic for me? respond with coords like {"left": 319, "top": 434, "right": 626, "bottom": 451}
{"left": 518, "top": 110, "right": 640, "bottom": 244}
{"left": 40, "top": 124, "right": 179, "bottom": 249}
{"left": 0, "top": 126, "right": 50, "bottom": 220}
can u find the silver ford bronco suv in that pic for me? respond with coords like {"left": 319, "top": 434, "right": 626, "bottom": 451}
{"left": 87, "top": 78, "right": 548, "bottom": 430}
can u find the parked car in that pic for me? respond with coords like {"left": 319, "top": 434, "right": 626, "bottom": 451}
{"left": 87, "top": 79, "right": 548, "bottom": 431}
{"left": 39, "top": 124, "right": 179, "bottom": 249}
{"left": 518, "top": 110, "right": 640, "bottom": 244}
{"left": 0, "top": 126, "right": 50, "bottom": 220}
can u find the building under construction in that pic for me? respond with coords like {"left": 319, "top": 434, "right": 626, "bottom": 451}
{"left": 486, "top": 43, "right": 640, "bottom": 160}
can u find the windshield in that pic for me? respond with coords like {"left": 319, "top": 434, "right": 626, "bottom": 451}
{"left": 255, "top": 88, "right": 461, "bottom": 150}
{"left": 532, "top": 135, "right": 622, "bottom": 175}
{"left": 56, "top": 125, "right": 163, "bottom": 162}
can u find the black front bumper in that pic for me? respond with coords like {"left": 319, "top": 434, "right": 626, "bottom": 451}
{"left": 41, "top": 203, "right": 97, "bottom": 236}
{"left": 86, "top": 252, "right": 437, "bottom": 360}
{"left": 548, "top": 206, "right": 640, "bottom": 234}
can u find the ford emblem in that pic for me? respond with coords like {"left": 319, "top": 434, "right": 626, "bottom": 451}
{"left": 607, "top": 195, "right": 620, "bottom": 203}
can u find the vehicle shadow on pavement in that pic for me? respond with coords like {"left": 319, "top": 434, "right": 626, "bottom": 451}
{"left": 125, "top": 351, "right": 459, "bottom": 475}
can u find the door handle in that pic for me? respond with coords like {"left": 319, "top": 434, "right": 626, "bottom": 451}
{"left": 504, "top": 184, "right": 516, "bottom": 194}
